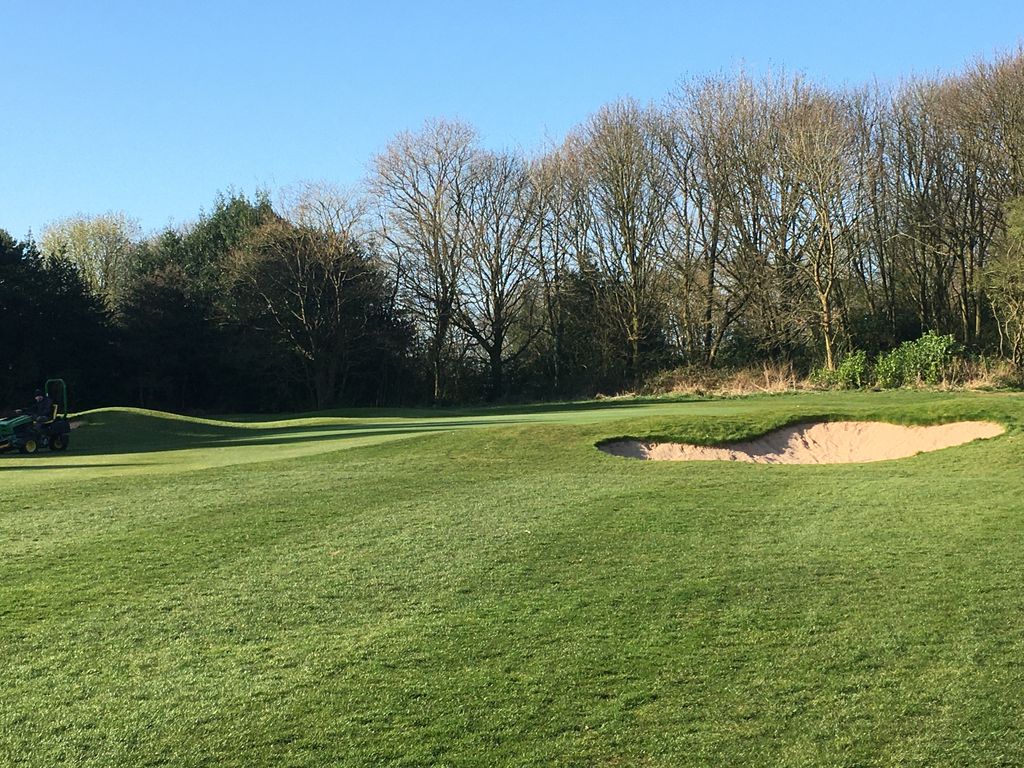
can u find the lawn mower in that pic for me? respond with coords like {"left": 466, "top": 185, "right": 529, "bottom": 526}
{"left": 0, "top": 379, "right": 72, "bottom": 454}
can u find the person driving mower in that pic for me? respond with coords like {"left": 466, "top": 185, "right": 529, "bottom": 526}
{"left": 18, "top": 389, "right": 54, "bottom": 423}
{"left": 1, "top": 380, "right": 70, "bottom": 454}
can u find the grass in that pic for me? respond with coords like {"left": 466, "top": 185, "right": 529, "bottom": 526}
{"left": 3, "top": 390, "right": 1024, "bottom": 766}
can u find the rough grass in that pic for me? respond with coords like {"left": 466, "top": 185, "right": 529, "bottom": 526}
{"left": 638, "top": 361, "right": 804, "bottom": 397}
{"left": 3, "top": 391, "right": 1024, "bottom": 766}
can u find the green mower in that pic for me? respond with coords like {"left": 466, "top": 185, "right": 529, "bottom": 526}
{"left": 0, "top": 379, "right": 72, "bottom": 455}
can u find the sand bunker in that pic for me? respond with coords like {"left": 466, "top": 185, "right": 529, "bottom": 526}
{"left": 599, "top": 420, "right": 1004, "bottom": 465}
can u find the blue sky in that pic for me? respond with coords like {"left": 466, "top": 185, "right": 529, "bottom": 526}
{"left": 2, "top": 0, "right": 1022, "bottom": 239}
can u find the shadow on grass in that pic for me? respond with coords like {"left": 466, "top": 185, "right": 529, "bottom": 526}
{"left": 0, "top": 462, "right": 147, "bottom": 470}
{"left": 65, "top": 418, "right": 531, "bottom": 458}
{"left": 220, "top": 396, "right": 708, "bottom": 422}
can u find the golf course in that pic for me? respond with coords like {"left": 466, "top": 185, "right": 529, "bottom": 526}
{"left": 4, "top": 390, "right": 1024, "bottom": 766}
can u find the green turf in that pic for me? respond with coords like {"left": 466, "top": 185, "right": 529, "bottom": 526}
{"left": 3, "top": 391, "right": 1024, "bottom": 766}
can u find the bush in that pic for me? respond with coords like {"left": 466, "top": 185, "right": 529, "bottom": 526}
{"left": 811, "top": 350, "right": 869, "bottom": 389}
{"left": 874, "top": 331, "right": 961, "bottom": 388}
{"left": 837, "top": 350, "right": 869, "bottom": 388}
{"left": 874, "top": 348, "right": 905, "bottom": 388}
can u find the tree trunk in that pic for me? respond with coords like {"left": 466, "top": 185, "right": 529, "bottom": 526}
{"left": 430, "top": 309, "right": 452, "bottom": 403}
{"left": 487, "top": 345, "right": 504, "bottom": 402}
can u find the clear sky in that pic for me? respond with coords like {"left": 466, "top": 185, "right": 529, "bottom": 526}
{"left": 2, "top": 0, "right": 1022, "bottom": 240}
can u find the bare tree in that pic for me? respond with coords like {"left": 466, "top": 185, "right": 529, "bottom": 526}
{"left": 783, "top": 86, "right": 861, "bottom": 368}
{"left": 847, "top": 85, "right": 902, "bottom": 340}
{"left": 664, "top": 76, "right": 761, "bottom": 363}
{"left": 713, "top": 75, "right": 815, "bottom": 360}
{"left": 576, "top": 100, "right": 674, "bottom": 378}
{"left": 528, "top": 146, "right": 589, "bottom": 391}
{"left": 370, "top": 120, "right": 478, "bottom": 402}
{"left": 941, "top": 54, "right": 1024, "bottom": 343}
{"left": 283, "top": 181, "right": 369, "bottom": 240}
{"left": 986, "top": 220, "right": 1024, "bottom": 363}
{"left": 455, "top": 151, "right": 542, "bottom": 399}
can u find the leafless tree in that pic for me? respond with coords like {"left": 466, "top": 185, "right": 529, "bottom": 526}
{"left": 576, "top": 99, "right": 674, "bottom": 378}
{"left": 370, "top": 119, "right": 478, "bottom": 402}
{"left": 782, "top": 85, "right": 862, "bottom": 368}
{"left": 528, "top": 146, "right": 590, "bottom": 390}
{"left": 282, "top": 181, "right": 370, "bottom": 240}
{"left": 664, "top": 76, "right": 765, "bottom": 363}
{"left": 455, "top": 151, "right": 542, "bottom": 399}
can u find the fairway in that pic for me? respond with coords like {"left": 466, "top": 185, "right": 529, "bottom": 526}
{"left": 4, "top": 391, "right": 1024, "bottom": 766}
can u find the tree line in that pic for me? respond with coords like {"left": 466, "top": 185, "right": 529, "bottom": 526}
{"left": 3, "top": 49, "right": 1024, "bottom": 412}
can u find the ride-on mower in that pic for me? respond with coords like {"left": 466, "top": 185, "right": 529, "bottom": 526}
{"left": 0, "top": 379, "right": 72, "bottom": 454}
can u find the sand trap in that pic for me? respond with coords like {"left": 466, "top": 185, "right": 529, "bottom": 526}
{"left": 599, "top": 420, "right": 1005, "bottom": 464}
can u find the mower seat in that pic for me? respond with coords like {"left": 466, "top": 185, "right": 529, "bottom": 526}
{"left": 42, "top": 403, "right": 59, "bottom": 424}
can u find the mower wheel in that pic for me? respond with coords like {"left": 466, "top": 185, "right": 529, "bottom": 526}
{"left": 19, "top": 438, "right": 38, "bottom": 455}
{"left": 50, "top": 434, "right": 69, "bottom": 451}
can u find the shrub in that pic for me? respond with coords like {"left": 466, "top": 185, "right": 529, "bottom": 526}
{"left": 811, "top": 350, "right": 868, "bottom": 389}
{"left": 874, "top": 347, "right": 905, "bottom": 388}
{"left": 809, "top": 366, "right": 837, "bottom": 388}
{"left": 837, "top": 350, "right": 869, "bottom": 388}
{"left": 874, "top": 331, "right": 961, "bottom": 388}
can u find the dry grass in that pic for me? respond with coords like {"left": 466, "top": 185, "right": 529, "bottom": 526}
{"left": 954, "top": 356, "right": 1024, "bottom": 390}
{"left": 638, "top": 362, "right": 806, "bottom": 397}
